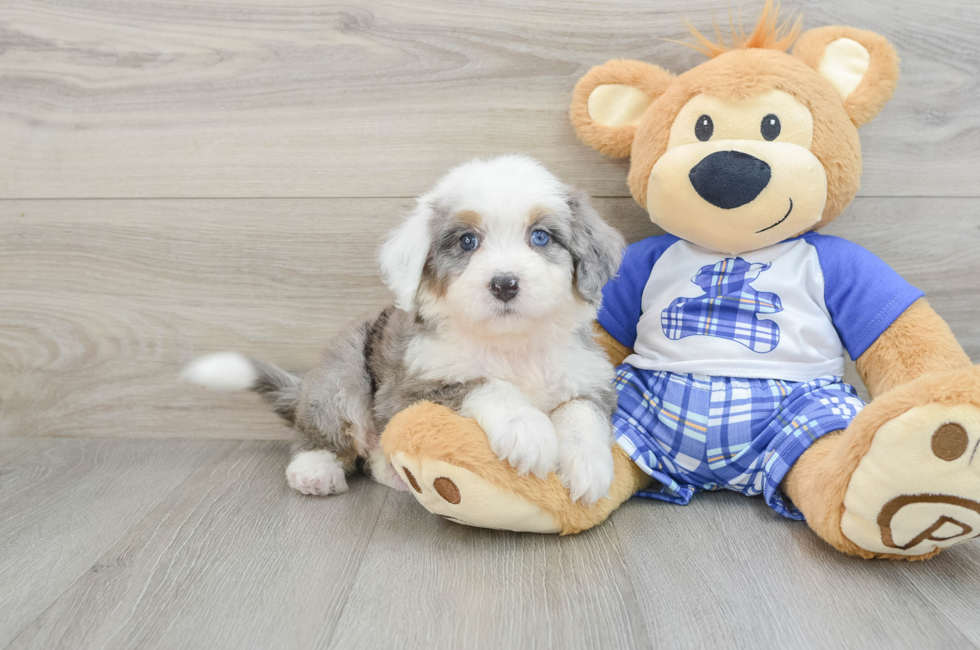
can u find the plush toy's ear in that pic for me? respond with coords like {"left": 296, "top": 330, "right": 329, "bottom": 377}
{"left": 570, "top": 59, "right": 675, "bottom": 158}
{"left": 793, "top": 26, "right": 900, "bottom": 127}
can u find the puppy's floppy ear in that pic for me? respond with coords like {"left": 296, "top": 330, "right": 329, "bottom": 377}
{"left": 378, "top": 201, "right": 433, "bottom": 311}
{"left": 564, "top": 187, "right": 626, "bottom": 307}
{"left": 793, "top": 26, "right": 900, "bottom": 127}
{"left": 570, "top": 59, "right": 675, "bottom": 158}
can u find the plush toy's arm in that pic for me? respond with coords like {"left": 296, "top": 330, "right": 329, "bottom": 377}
{"left": 855, "top": 298, "right": 972, "bottom": 398}
{"left": 593, "top": 322, "right": 632, "bottom": 367}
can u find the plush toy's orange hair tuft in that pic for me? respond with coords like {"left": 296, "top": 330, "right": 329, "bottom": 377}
{"left": 682, "top": 0, "right": 804, "bottom": 58}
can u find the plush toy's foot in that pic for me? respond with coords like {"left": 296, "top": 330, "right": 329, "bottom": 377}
{"left": 787, "top": 366, "right": 980, "bottom": 559}
{"left": 381, "top": 402, "right": 650, "bottom": 534}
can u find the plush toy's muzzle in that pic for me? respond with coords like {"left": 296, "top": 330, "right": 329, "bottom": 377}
{"left": 646, "top": 135, "right": 828, "bottom": 254}
{"left": 688, "top": 150, "right": 772, "bottom": 209}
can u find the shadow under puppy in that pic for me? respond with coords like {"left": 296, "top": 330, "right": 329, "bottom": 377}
{"left": 183, "top": 155, "right": 626, "bottom": 504}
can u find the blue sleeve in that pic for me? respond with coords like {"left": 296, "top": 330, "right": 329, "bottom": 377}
{"left": 597, "top": 234, "right": 678, "bottom": 349}
{"left": 806, "top": 233, "right": 924, "bottom": 360}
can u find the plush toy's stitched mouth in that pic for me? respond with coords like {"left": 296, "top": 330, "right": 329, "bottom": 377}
{"left": 755, "top": 198, "right": 793, "bottom": 234}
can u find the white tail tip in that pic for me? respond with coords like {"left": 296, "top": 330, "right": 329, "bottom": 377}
{"left": 181, "top": 352, "right": 258, "bottom": 391}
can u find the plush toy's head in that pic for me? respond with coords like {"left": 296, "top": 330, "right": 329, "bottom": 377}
{"left": 570, "top": 2, "right": 900, "bottom": 255}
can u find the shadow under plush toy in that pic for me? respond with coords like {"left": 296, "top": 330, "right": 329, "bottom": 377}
{"left": 383, "top": 3, "right": 980, "bottom": 560}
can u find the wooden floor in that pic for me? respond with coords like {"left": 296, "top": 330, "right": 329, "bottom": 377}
{"left": 2, "top": 0, "right": 980, "bottom": 648}
{"left": 2, "top": 438, "right": 980, "bottom": 650}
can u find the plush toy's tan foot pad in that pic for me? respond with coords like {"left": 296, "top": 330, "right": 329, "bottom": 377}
{"left": 390, "top": 452, "right": 562, "bottom": 533}
{"left": 842, "top": 403, "right": 980, "bottom": 556}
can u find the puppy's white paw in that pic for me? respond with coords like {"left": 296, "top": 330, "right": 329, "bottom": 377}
{"left": 286, "top": 450, "right": 348, "bottom": 496}
{"left": 552, "top": 400, "right": 615, "bottom": 505}
{"left": 367, "top": 447, "right": 410, "bottom": 492}
{"left": 484, "top": 408, "right": 558, "bottom": 479}
{"left": 557, "top": 440, "right": 614, "bottom": 505}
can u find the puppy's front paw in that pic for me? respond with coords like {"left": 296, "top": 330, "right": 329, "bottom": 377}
{"left": 557, "top": 440, "right": 614, "bottom": 505}
{"left": 484, "top": 408, "right": 558, "bottom": 479}
{"left": 552, "top": 400, "right": 615, "bottom": 505}
{"left": 286, "top": 450, "right": 348, "bottom": 496}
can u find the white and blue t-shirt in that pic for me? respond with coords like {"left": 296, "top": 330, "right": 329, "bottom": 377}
{"left": 597, "top": 233, "right": 923, "bottom": 382}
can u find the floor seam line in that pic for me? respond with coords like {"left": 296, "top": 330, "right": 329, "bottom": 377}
{"left": 320, "top": 485, "right": 391, "bottom": 650}
{"left": 607, "top": 511, "right": 656, "bottom": 650}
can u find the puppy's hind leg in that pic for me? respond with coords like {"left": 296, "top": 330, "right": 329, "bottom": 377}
{"left": 366, "top": 447, "right": 410, "bottom": 492}
{"left": 288, "top": 322, "right": 379, "bottom": 496}
{"left": 286, "top": 449, "right": 351, "bottom": 496}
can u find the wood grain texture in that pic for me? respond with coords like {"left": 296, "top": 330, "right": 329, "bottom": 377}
{"left": 0, "top": 438, "right": 238, "bottom": 648}
{"left": 328, "top": 491, "right": 647, "bottom": 650}
{"left": 611, "top": 492, "right": 980, "bottom": 649}
{"left": 7, "top": 441, "right": 390, "bottom": 650}
{"left": 1, "top": 441, "right": 979, "bottom": 650}
{"left": 893, "top": 543, "right": 980, "bottom": 645}
{"left": 1, "top": 0, "right": 979, "bottom": 198}
{"left": 0, "top": 436, "right": 52, "bottom": 467}
{"left": 1, "top": 197, "right": 976, "bottom": 439}
{"left": 0, "top": 197, "right": 649, "bottom": 439}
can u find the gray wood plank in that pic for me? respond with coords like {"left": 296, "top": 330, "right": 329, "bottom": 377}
{"left": 0, "top": 437, "right": 59, "bottom": 468}
{"left": 327, "top": 490, "right": 648, "bottom": 650}
{"left": 0, "top": 438, "right": 237, "bottom": 648}
{"left": 1, "top": 0, "right": 978, "bottom": 199}
{"left": 1, "top": 197, "right": 976, "bottom": 440}
{"left": 892, "top": 543, "right": 980, "bottom": 645}
{"left": 611, "top": 492, "right": 978, "bottom": 649}
{"left": 825, "top": 197, "right": 980, "bottom": 399}
{"left": 0, "top": 197, "right": 649, "bottom": 440}
{"left": 7, "top": 441, "right": 389, "bottom": 650}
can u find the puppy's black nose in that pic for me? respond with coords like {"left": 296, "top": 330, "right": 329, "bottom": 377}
{"left": 689, "top": 150, "right": 771, "bottom": 209}
{"left": 490, "top": 274, "right": 519, "bottom": 303}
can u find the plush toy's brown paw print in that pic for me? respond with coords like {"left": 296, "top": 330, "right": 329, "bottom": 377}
{"left": 835, "top": 367, "right": 980, "bottom": 558}
{"left": 390, "top": 451, "right": 562, "bottom": 533}
{"left": 381, "top": 401, "right": 651, "bottom": 535}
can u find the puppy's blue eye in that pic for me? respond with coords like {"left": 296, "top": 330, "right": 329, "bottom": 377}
{"left": 530, "top": 230, "right": 550, "bottom": 247}
{"left": 459, "top": 233, "right": 479, "bottom": 251}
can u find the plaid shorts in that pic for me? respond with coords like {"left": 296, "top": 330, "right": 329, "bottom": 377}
{"left": 612, "top": 366, "right": 865, "bottom": 519}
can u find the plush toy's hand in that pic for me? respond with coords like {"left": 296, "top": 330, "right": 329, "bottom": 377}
{"left": 552, "top": 400, "right": 615, "bottom": 505}
{"left": 460, "top": 380, "right": 558, "bottom": 479}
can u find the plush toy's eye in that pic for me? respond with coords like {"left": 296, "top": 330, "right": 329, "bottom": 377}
{"left": 459, "top": 233, "right": 479, "bottom": 251}
{"left": 530, "top": 230, "right": 550, "bottom": 247}
{"left": 761, "top": 114, "right": 781, "bottom": 141}
{"left": 695, "top": 114, "right": 714, "bottom": 141}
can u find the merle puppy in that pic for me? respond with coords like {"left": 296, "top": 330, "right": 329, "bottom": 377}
{"left": 183, "top": 155, "right": 625, "bottom": 504}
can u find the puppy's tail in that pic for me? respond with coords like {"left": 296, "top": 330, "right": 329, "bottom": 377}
{"left": 181, "top": 351, "right": 302, "bottom": 425}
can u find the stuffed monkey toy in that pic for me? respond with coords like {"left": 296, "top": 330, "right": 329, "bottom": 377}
{"left": 382, "top": 3, "right": 980, "bottom": 560}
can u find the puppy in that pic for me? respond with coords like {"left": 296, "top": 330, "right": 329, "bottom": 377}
{"left": 183, "top": 155, "right": 625, "bottom": 504}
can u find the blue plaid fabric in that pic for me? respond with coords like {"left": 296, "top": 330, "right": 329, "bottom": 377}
{"left": 612, "top": 365, "right": 865, "bottom": 519}
{"left": 661, "top": 257, "right": 783, "bottom": 353}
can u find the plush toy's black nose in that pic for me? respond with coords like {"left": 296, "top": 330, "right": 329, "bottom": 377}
{"left": 490, "top": 274, "right": 520, "bottom": 303}
{"left": 689, "top": 150, "right": 771, "bottom": 209}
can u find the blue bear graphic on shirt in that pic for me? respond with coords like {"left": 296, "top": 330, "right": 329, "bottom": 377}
{"left": 661, "top": 257, "right": 783, "bottom": 353}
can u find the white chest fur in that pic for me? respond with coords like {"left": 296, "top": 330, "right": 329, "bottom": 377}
{"left": 405, "top": 329, "right": 613, "bottom": 413}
